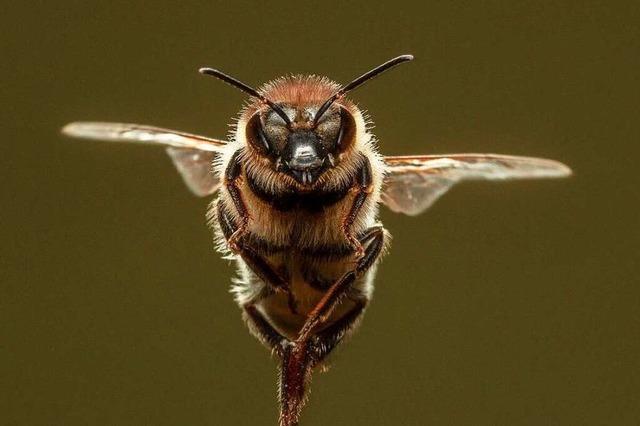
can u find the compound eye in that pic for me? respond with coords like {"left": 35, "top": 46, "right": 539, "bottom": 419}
{"left": 335, "top": 114, "right": 345, "bottom": 148}
{"left": 246, "top": 113, "right": 273, "bottom": 156}
{"left": 333, "top": 107, "right": 356, "bottom": 152}
{"left": 257, "top": 124, "right": 270, "bottom": 151}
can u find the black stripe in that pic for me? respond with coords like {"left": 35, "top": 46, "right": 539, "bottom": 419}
{"left": 246, "top": 171, "right": 353, "bottom": 213}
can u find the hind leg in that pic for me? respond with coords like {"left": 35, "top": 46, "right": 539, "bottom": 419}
{"left": 276, "top": 298, "right": 368, "bottom": 426}
{"left": 311, "top": 298, "right": 367, "bottom": 365}
{"left": 243, "top": 304, "right": 291, "bottom": 357}
{"left": 297, "top": 226, "right": 385, "bottom": 343}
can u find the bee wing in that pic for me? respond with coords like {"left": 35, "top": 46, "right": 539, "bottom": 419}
{"left": 62, "top": 121, "right": 227, "bottom": 196}
{"left": 381, "top": 154, "right": 572, "bottom": 216}
{"left": 164, "top": 147, "right": 221, "bottom": 196}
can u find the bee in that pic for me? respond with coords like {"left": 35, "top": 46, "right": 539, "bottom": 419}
{"left": 63, "top": 54, "right": 571, "bottom": 426}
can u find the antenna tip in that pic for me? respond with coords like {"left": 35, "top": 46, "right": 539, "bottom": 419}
{"left": 400, "top": 54, "right": 414, "bottom": 61}
{"left": 199, "top": 67, "right": 214, "bottom": 75}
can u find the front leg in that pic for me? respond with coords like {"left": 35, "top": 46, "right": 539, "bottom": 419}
{"left": 342, "top": 155, "right": 374, "bottom": 259}
{"left": 224, "top": 149, "right": 249, "bottom": 252}
{"left": 297, "top": 226, "right": 385, "bottom": 343}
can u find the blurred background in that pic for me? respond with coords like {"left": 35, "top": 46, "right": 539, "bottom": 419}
{"left": 2, "top": 1, "right": 639, "bottom": 425}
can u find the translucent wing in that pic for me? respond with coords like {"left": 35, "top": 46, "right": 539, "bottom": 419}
{"left": 165, "top": 147, "right": 220, "bottom": 196}
{"left": 382, "top": 154, "right": 572, "bottom": 216}
{"left": 62, "top": 122, "right": 226, "bottom": 196}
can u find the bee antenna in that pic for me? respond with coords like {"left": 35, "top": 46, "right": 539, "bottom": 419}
{"left": 313, "top": 54, "right": 414, "bottom": 125}
{"left": 199, "top": 67, "right": 292, "bottom": 126}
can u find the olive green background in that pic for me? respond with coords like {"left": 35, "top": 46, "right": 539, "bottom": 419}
{"left": 2, "top": 1, "right": 639, "bottom": 425}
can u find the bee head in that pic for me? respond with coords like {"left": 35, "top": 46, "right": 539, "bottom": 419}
{"left": 200, "top": 54, "right": 413, "bottom": 186}
{"left": 244, "top": 99, "right": 356, "bottom": 185}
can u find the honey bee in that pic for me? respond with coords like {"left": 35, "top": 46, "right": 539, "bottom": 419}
{"left": 63, "top": 55, "right": 571, "bottom": 426}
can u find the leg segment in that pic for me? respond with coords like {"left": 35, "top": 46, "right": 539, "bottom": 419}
{"left": 243, "top": 304, "right": 289, "bottom": 357}
{"left": 342, "top": 155, "right": 373, "bottom": 259}
{"left": 224, "top": 149, "right": 250, "bottom": 252}
{"left": 311, "top": 298, "right": 367, "bottom": 363}
{"left": 278, "top": 341, "right": 314, "bottom": 426}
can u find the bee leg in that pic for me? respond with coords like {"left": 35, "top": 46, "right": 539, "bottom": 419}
{"left": 277, "top": 299, "right": 368, "bottom": 426}
{"left": 243, "top": 304, "right": 290, "bottom": 357}
{"left": 297, "top": 226, "right": 385, "bottom": 343}
{"left": 311, "top": 298, "right": 367, "bottom": 365}
{"left": 278, "top": 339, "right": 314, "bottom": 426}
{"left": 244, "top": 305, "right": 310, "bottom": 426}
{"left": 342, "top": 155, "right": 373, "bottom": 259}
{"left": 218, "top": 202, "right": 299, "bottom": 314}
{"left": 224, "top": 149, "right": 250, "bottom": 252}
